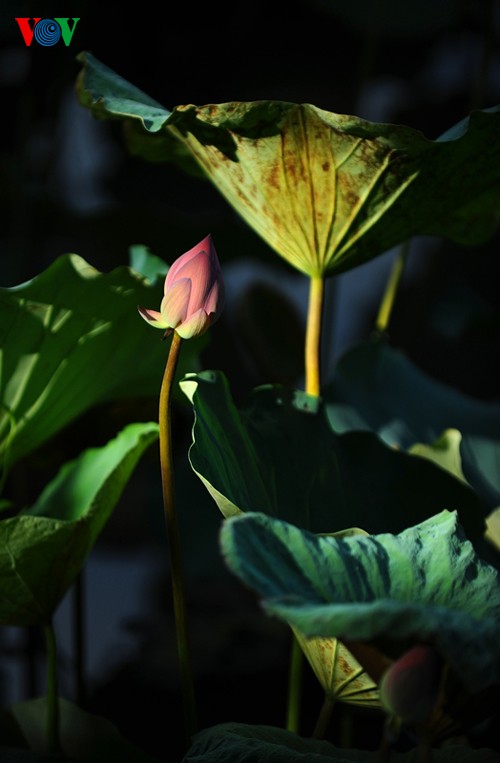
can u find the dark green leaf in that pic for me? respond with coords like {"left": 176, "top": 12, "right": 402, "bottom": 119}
{"left": 180, "top": 371, "right": 485, "bottom": 540}
{"left": 184, "top": 721, "right": 499, "bottom": 762}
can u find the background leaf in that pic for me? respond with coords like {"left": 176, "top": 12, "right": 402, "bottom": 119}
{"left": 220, "top": 510, "right": 500, "bottom": 694}
{"left": 0, "top": 421, "right": 158, "bottom": 626}
{"left": 327, "top": 337, "right": 500, "bottom": 509}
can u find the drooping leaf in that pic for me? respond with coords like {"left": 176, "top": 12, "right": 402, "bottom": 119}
{"left": 180, "top": 371, "right": 485, "bottom": 541}
{"left": 326, "top": 337, "right": 500, "bottom": 509}
{"left": 0, "top": 421, "right": 158, "bottom": 626}
{"left": 220, "top": 510, "right": 500, "bottom": 694}
{"left": 75, "top": 53, "right": 171, "bottom": 132}
{"left": 10, "top": 696, "right": 161, "bottom": 762}
{"left": 0, "top": 253, "right": 200, "bottom": 473}
{"left": 184, "top": 721, "right": 499, "bottom": 762}
{"left": 77, "top": 52, "right": 500, "bottom": 277}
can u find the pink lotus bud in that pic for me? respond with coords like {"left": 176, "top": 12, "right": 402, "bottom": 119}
{"left": 137, "top": 234, "right": 224, "bottom": 339}
{"left": 379, "top": 645, "right": 441, "bottom": 725}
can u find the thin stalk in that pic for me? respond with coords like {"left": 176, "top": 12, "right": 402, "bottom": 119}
{"left": 43, "top": 621, "right": 60, "bottom": 755}
{"left": 73, "top": 572, "right": 86, "bottom": 706}
{"left": 287, "top": 275, "right": 325, "bottom": 732}
{"left": 305, "top": 275, "right": 325, "bottom": 396}
{"left": 159, "top": 331, "right": 197, "bottom": 742}
{"left": 312, "top": 694, "right": 335, "bottom": 739}
{"left": 286, "top": 635, "right": 303, "bottom": 732}
{"left": 375, "top": 243, "right": 409, "bottom": 334}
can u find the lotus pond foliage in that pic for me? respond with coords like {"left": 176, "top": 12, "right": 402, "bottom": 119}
{"left": 0, "top": 40, "right": 499, "bottom": 763}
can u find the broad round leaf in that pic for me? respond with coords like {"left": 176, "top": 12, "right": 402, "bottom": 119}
{"left": 180, "top": 371, "right": 485, "bottom": 541}
{"left": 77, "top": 52, "right": 500, "bottom": 277}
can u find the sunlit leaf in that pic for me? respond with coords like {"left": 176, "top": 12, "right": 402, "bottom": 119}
{"left": 0, "top": 253, "right": 200, "bottom": 473}
{"left": 0, "top": 421, "right": 158, "bottom": 626}
{"left": 220, "top": 510, "right": 500, "bottom": 694}
{"left": 77, "top": 52, "right": 500, "bottom": 277}
{"left": 180, "top": 371, "right": 485, "bottom": 540}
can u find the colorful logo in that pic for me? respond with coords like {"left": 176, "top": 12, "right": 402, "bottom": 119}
{"left": 14, "top": 18, "right": 80, "bottom": 47}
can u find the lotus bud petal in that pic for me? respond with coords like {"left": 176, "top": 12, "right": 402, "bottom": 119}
{"left": 379, "top": 645, "right": 441, "bottom": 725}
{"left": 138, "top": 234, "right": 224, "bottom": 339}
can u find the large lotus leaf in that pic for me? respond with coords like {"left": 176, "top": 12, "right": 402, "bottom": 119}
{"left": 0, "top": 421, "right": 158, "bottom": 626}
{"left": 184, "top": 721, "right": 499, "bottom": 762}
{"left": 326, "top": 338, "right": 500, "bottom": 509}
{"left": 0, "top": 253, "right": 200, "bottom": 472}
{"left": 220, "top": 510, "right": 500, "bottom": 695}
{"left": 179, "top": 371, "right": 484, "bottom": 541}
{"left": 76, "top": 52, "right": 500, "bottom": 277}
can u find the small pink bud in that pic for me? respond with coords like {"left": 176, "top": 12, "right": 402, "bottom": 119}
{"left": 138, "top": 234, "right": 224, "bottom": 339}
{"left": 379, "top": 645, "right": 441, "bottom": 725}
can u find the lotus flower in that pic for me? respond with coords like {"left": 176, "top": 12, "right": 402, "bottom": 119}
{"left": 379, "top": 645, "right": 442, "bottom": 725}
{"left": 138, "top": 235, "right": 224, "bottom": 339}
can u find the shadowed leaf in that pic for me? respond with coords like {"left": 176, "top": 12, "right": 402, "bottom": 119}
{"left": 180, "top": 371, "right": 485, "bottom": 541}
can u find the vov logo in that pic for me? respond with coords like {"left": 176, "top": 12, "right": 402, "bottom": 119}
{"left": 14, "top": 18, "right": 80, "bottom": 47}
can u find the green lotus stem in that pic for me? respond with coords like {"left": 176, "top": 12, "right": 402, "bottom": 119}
{"left": 159, "top": 331, "right": 197, "bottom": 741}
{"left": 74, "top": 572, "right": 86, "bottom": 706}
{"left": 43, "top": 621, "right": 60, "bottom": 755}
{"left": 286, "top": 635, "right": 304, "bottom": 732}
{"left": 288, "top": 274, "right": 325, "bottom": 731}
{"left": 288, "top": 273, "right": 325, "bottom": 730}
{"left": 375, "top": 243, "right": 408, "bottom": 334}
{"left": 305, "top": 275, "right": 325, "bottom": 396}
{"left": 312, "top": 694, "right": 335, "bottom": 739}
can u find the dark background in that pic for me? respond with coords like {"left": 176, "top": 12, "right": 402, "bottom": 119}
{"left": 1, "top": 1, "right": 500, "bottom": 759}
